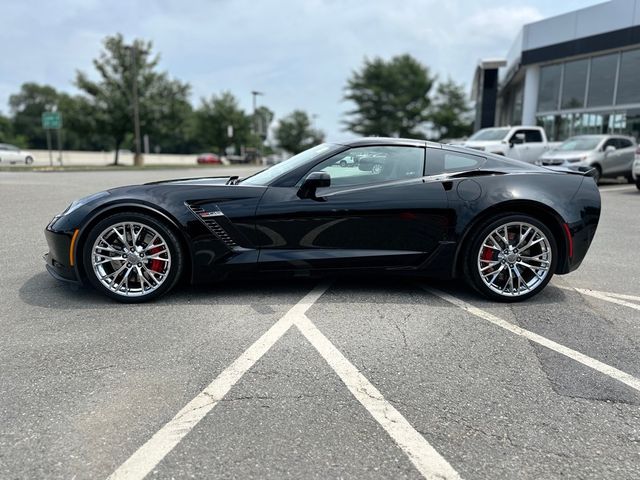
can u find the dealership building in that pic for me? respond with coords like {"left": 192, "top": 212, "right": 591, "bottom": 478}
{"left": 473, "top": 0, "right": 640, "bottom": 141}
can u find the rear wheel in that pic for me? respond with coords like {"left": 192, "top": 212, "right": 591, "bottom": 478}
{"left": 465, "top": 214, "right": 557, "bottom": 302}
{"left": 636, "top": 178, "right": 640, "bottom": 191}
{"left": 25, "top": 156, "right": 34, "bottom": 165}
{"left": 82, "top": 212, "right": 184, "bottom": 302}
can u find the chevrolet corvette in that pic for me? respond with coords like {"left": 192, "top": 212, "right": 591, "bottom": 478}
{"left": 44, "top": 138, "right": 601, "bottom": 303}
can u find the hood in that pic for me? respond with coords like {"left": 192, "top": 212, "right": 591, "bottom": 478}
{"left": 144, "top": 176, "right": 233, "bottom": 186}
{"left": 541, "top": 150, "right": 590, "bottom": 159}
{"left": 463, "top": 140, "right": 505, "bottom": 147}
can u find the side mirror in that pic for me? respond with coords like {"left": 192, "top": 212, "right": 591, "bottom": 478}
{"left": 604, "top": 145, "right": 616, "bottom": 154}
{"left": 298, "top": 171, "right": 330, "bottom": 200}
{"left": 510, "top": 133, "right": 525, "bottom": 146}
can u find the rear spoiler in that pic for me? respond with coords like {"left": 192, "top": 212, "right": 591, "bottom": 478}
{"left": 544, "top": 165, "right": 597, "bottom": 178}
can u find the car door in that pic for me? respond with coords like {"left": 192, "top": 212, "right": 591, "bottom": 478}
{"left": 614, "top": 138, "right": 635, "bottom": 175}
{"left": 253, "top": 145, "right": 452, "bottom": 271}
{"left": 601, "top": 138, "right": 622, "bottom": 175}
{"left": 509, "top": 129, "right": 543, "bottom": 163}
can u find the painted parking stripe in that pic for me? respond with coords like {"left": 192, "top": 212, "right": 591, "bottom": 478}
{"left": 106, "top": 283, "right": 330, "bottom": 480}
{"left": 295, "top": 314, "right": 461, "bottom": 480}
{"left": 424, "top": 287, "right": 640, "bottom": 394}
{"left": 599, "top": 185, "right": 636, "bottom": 192}
{"left": 557, "top": 285, "right": 640, "bottom": 312}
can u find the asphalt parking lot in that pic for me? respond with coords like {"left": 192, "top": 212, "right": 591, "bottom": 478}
{"left": 1, "top": 168, "right": 639, "bottom": 479}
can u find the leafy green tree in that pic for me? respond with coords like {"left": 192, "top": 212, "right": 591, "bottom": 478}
{"left": 9, "top": 83, "right": 59, "bottom": 149}
{"left": 193, "top": 91, "right": 252, "bottom": 154}
{"left": 343, "top": 54, "right": 435, "bottom": 138}
{"left": 274, "top": 110, "right": 324, "bottom": 154}
{"left": 75, "top": 34, "right": 191, "bottom": 164}
{"left": 0, "top": 113, "right": 27, "bottom": 147}
{"left": 430, "top": 78, "right": 473, "bottom": 140}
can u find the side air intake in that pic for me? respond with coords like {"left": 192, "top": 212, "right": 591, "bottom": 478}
{"left": 186, "top": 204, "right": 238, "bottom": 248}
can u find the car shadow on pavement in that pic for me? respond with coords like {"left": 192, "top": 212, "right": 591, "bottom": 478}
{"left": 19, "top": 271, "right": 566, "bottom": 310}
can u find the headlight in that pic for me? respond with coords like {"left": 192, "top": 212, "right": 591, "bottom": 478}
{"left": 62, "top": 191, "right": 109, "bottom": 215}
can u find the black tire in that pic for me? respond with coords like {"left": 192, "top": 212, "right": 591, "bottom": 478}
{"left": 82, "top": 212, "right": 184, "bottom": 303}
{"left": 464, "top": 213, "right": 558, "bottom": 302}
{"left": 339, "top": 160, "right": 347, "bottom": 167}
{"left": 636, "top": 178, "right": 640, "bottom": 191}
{"left": 592, "top": 165, "right": 602, "bottom": 185}
{"left": 25, "top": 156, "right": 34, "bottom": 165}
{"left": 626, "top": 173, "right": 635, "bottom": 184}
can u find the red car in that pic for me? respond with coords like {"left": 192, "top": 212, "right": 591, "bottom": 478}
{"left": 197, "top": 153, "right": 222, "bottom": 165}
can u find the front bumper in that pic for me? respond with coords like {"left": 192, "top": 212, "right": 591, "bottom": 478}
{"left": 44, "top": 224, "right": 81, "bottom": 284}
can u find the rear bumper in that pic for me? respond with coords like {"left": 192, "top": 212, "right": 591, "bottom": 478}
{"left": 44, "top": 225, "right": 81, "bottom": 284}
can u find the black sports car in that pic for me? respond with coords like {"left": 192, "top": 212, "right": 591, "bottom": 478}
{"left": 44, "top": 138, "right": 601, "bottom": 303}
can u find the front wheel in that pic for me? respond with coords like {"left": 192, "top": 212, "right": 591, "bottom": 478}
{"left": 465, "top": 214, "right": 557, "bottom": 302}
{"left": 82, "top": 212, "right": 184, "bottom": 302}
{"left": 25, "top": 156, "right": 34, "bottom": 165}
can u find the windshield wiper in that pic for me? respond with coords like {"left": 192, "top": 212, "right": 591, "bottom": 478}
{"left": 225, "top": 176, "right": 240, "bottom": 185}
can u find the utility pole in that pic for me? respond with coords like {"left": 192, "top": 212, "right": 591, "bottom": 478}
{"left": 128, "top": 44, "right": 143, "bottom": 167}
{"left": 251, "top": 90, "right": 264, "bottom": 135}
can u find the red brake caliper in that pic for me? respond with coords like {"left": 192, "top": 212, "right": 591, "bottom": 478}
{"left": 148, "top": 246, "right": 164, "bottom": 273}
{"left": 481, "top": 246, "right": 495, "bottom": 263}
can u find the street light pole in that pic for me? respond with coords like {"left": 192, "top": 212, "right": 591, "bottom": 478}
{"left": 251, "top": 90, "right": 264, "bottom": 135}
{"left": 129, "top": 44, "right": 143, "bottom": 166}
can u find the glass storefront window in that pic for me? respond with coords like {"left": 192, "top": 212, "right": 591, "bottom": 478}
{"left": 587, "top": 54, "right": 618, "bottom": 107}
{"left": 537, "top": 64, "right": 562, "bottom": 112}
{"left": 616, "top": 49, "right": 640, "bottom": 105}
{"left": 561, "top": 59, "right": 588, "bottom": 109}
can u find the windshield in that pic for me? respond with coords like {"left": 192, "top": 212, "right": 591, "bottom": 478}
{"left": 241, "top": 143, "right": 338, "bottom": 186}
{"left": 556, "top": 136, "right": 602, "bottom": 151}
{"left": 468, "top": 128, "right": 511, "bottom": 141}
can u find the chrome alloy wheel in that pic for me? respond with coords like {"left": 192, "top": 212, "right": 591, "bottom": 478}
{"left": 477, "top": 221, "right": 552, "bottom": 297}
{"left": 91, "top": 222, "right": 171, "bottom": 297}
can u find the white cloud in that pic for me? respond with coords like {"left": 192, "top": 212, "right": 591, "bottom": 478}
{"left": 0, "top": 0, "right": 593, "bottom": 139}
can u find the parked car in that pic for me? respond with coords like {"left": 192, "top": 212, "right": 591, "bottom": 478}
{"left": 0, "top": 143, "right": 34, "bottom": 165}
{"left": 197, "top": 153, "right": 222, "bottom": 165}
{"left": 44, "top": 138, "right": 600, "bottom": 303}
{"left": 463, "top": 126, "right": 552, "bottom": 163}
{"left": 538, "top": 135, "right": 637, "bottom": 184}
{"left": 633, "top": 146, "right": 640, "bottom": 190}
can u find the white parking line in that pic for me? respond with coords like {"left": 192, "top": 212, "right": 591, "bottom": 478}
{"left": 424, "top": 287, "right": 640, "bottom": 394}
{"left": 599, "top": 185, "right": 636, "bottom": 192}
{"left": 295, "top": 314, "right": 461, "bottom": 480}
{"left": 106, "top": 284, "right": 459, "bottom": 480}
{"left": 106, "top": 283, "right": 330, "bottom": 480}
{"left": 557, "top": 285, "right": 640, "bottom": 312}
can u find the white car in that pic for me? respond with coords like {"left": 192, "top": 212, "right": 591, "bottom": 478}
{"left": 539, "top": 135, "right": 636, "bottom": 184}
{"left": 462, "top": 126, "right": 552, "bottom": 163}
{"left": 633, "top": 148, "right": 640, "bottom": 190}
{"left": 0, "top": 143, "right": 34, "bottom": 165}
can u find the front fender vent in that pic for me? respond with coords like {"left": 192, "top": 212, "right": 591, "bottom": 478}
{"left": 186, "top": 204, "right": 238, "bottom": 248}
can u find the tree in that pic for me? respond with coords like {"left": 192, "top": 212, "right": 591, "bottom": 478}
{"left": 75, "top": 34, "right": 191, "bottom": 164}
{"left": 343, "top": 54, "right": 435, "bottom": 138}
{"left": 0, "top": 113, "right": 26, "bottom": 147}
{"left": 9, "top": 83, "right": 59, "bottom": 149}
{"left": 274, "top": 110, "right": 324, "bottom": 154}
{"left": 430, "top": 78, "right": 473, "bottom": 140}
{"left": 193, "top": 91, "right": 252, "bottom": 154}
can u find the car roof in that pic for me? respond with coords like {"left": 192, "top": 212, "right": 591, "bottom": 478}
{"left": 336, "top": 137, "right": 441, "bottom": 148}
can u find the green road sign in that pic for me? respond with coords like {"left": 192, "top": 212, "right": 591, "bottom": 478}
{"left": 41, "top": 111, "right": 62, "bottom": 129}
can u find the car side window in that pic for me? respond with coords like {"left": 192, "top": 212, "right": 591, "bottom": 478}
{"left": 425, "top": 149, "right": 485, "bottom": 175}
{"left": 617, "top": 138, "right": 632, "bottom": 149}
{"left": 603, "top": 138, "right": 617, "bottom": 149}
{"left": 524, "top": 130, "right": 543, "bottom": 143}
{"left": 309, "top": 146, "right": 425, "bottom": 188}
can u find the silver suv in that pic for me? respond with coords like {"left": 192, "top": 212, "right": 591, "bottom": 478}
{"left": 538, "top": 135, "right": 637, "bottom": 184}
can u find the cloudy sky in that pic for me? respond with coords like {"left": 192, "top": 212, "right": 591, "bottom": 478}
{"left": 1, "top": 0, "right": 600, "bottom": 140}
